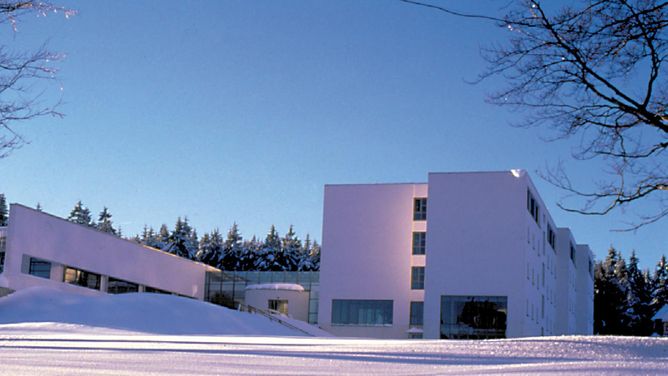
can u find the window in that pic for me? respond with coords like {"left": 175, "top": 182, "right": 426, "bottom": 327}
{"left": 412, "top": 232, "right": 426, "bottom": 255}
{"left": 0, "top": 251, "right": 4, "bottom": 274}
{"left": 440, "top": 296, "right": 507, "bottom": 339}
{"left": 526, "top": 189, "right": 540, "bottom": 225}
{"left": 63, "top": 266, "right": 101, "bottom": 290}
{"left": 570, "top": 244, "right": 576, "bottom": 265}
{"left": 410, "top": 301, "right": 424, "bottom": 326}
{"left": 331, "top": 299, "right": 393, "bottom": 326}
{"left": 547, "top": 226, "right": 556, "bottom": 251}
{"left": 144, "top": 286, "right": 171, "bottom": 294}
{"left": 268, "top": 299, "right": 288, "bottom": 315}
{"left": 411, "top": 266, "right": 425, "bottom": 290}
{"left": 107, "top": 277, "right": 139, "bottom": 294}
{"left": 0, "top": 236, "right": 5, "bottom": 252}
{"left": 28, "top": 257, "right": 51, "bottom": 279}
{"left": 413, "top": 198, "right": 427, "bottom": 221}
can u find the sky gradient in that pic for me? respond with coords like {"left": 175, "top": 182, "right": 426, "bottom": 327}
{"left": 1, "top": 1, "right": 665, "bottom": 269}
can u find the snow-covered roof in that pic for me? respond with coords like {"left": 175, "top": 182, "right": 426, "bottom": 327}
{"left": 653, "top": 305, "right": 668, "bottom": 321}
{"left": 245, "top": 283, "right": 305, "bottom": 292}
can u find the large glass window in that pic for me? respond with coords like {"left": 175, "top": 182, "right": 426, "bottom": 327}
{"left": 410, "top": 301, "right": 424, "bottom": 326}
{"left": 63, "top": 266, "right": 101, "bottom": 290}
{"left": 331, "top": 299, "right": 393, "bottom": 326}
{"left": 107, "top": 277, "right": 139, "bottom": 294}
{"left": 411, "top": 266, "right": 425, "bottom": 290}
{"left": 440, "top": 295, "right": 507, "bottom": 339}
{"left": 28, "top": 257, "right": 52, "bottom": 279}
{"left": 413, "top": 198, "right": 427, "bottom": 221}
{"left": 412, "top": 232, "right": 426, "bottom": 255}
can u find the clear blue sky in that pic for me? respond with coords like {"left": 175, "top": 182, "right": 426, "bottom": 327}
{"left": 1, "top": 1, "right": 665, "bottom": 269}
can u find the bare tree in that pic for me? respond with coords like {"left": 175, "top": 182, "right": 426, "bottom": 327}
{"left": 402, "top": 0, "right": 668, "bottom": 229}
{"left": 0, "top": 1, "right": 74, "bottom": 158}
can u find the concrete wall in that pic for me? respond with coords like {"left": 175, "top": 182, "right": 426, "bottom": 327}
{"left": 3, "top": 204, "right": 213, "bottom": 299}
{"left": 575, "top": 244, "right": 594, "bottom": 334}
{"left": 555, "top": 228, "right": 578, "bottom": 335}
{"left": 319, "top": 183, "right": 427, "bottom": 338}
{"left": 423, "top": 171, "right": 530, "bottom": 338}
{"left": 245, "top": 287, "right": 309, "bottom": 322}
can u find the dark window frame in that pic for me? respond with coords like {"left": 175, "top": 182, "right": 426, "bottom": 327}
{"left": 412, "top": 232, "right": 426, "bottom": 255}
{"left": 413, "top": 198, "right": 427, "bottom": 221}
{"left": 28, "top": 258, "right": 52, "bottom": 279}
{"left": 411, "top": 266, "right": 425, "bottom": 290}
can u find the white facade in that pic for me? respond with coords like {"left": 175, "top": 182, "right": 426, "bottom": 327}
{"left": 0, "top": 204, "right": 216, "bottom": 299}
{"left": 244, "top": 284, "right": 309, "bottom": 322}
{"left": 319, "top": 171, "right": 595, "bottom": 339}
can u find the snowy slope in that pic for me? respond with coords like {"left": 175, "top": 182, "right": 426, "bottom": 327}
{"left": 0, "top": 287, "right": 307, "bottom": 336}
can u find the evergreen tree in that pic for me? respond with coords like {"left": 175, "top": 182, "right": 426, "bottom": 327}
{"left": 626, "top": 251, "right": 654, "bottom": 335}
{"left": 221, "top": 223, "right": 243, "bottom": 270}
{"left": 35, "top": 203, "right": 42, "bottom": 212}
{"left": 281, "top": 225, "right": 301, "bottom": 271}
{"left": 156, "top": 224, "right": 171, "bottom": 250}
{"left": 0, "top": 193, "right": 7, "bottom": 226}
{"left": 594, "top": 247, "right": 629, "bottom": 334}
{"left": 651, "top": 255, "right": 668, "bottom": 312}
{"left": 96, "top": 207, "right": 116, "bottom": 235}
{"left": 168, "top": 217, "right": 197, "bottom": 259}
{"left": 67, "top": 201, "right": 94, "bottom": 227}
{"left": 196, "top": 229, "right": 224, "bottom": 267}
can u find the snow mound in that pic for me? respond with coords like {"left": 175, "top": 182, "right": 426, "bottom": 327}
{"left": 245, "top": 283, "right": 305, "bottom": 292}
{"left": 0, "top": 287, "right": 309, "bottom": 336}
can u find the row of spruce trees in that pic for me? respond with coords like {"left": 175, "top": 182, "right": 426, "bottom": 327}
{"left": 0, "top": 195, "right": 320, "bottom": 272}
{"left": 594, "top": 248, "right": 667, "bottom": 336}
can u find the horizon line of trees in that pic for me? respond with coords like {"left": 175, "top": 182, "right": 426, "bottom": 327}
{"left": 0, "top": 195, "right": 320, "bottom": 272}
{"left": 595, "top": 248, "right": 667, "bottom": 336}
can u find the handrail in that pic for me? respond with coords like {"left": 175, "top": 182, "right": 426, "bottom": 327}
{"left": 237, "top": 303, "right": 314, "bottom": 336}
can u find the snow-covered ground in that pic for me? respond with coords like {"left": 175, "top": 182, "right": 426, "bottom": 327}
{"left": 1, "top": 288, "right": 667, "bottom": 375}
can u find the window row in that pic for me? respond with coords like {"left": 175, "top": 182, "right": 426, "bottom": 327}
{"left": 21, "top": 255, "right": 173, "bottom": 295}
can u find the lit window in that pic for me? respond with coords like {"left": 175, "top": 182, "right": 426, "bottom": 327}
{"left": 63, "top": 266, "right": 101, "bottom": 290}
{"left": 331, "top": 299, "right": 393, "bottom": 326}
{"left": 412, "top": 232, "right": 426, "bottom": 255}
{"left": 411, "top": 267, "right": 425, "bottom": 290}
{"left": 413, "top": 198, "right": 427, "bottom": 221}
{"left": 410, "top": 301, "right": 424, "bottom": 326}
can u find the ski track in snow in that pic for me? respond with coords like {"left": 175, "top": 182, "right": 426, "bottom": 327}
{"left": 1, "top": 323, "right": 667, "bottom": 375}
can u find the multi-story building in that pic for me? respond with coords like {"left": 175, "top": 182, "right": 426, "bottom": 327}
{"left": 318, "top": 170, "right": 594, "bottom": 339}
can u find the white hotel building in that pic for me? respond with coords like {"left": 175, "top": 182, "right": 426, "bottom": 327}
{"left": 318, "top": 170, "right": 594, "bottom": 339}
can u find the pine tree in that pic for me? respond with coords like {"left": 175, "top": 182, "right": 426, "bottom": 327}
{"left": 221, "top": 223, "right": 243, "bottom": 270}
{"left": 626, "top": 251, "right": 654, "bottom": 335}
{"left": 651, "top": 255, "right": 668, "bottom": 313}
{"left": 67, "top": 201, "right": 94, "bottom": 227}
{"left": 281, "top": 225, "right": 301, "bottom": 271}
{"left": 594, "top": 247, "right": 629, "bottom": 334}
{"left": 35, "top": 203, "right": 42, "bottom": 211}
{"left": 195, "top": 229, "right": 224, "bottom": 267}
{"left": 168, "top": 217, "right": 197, "bottom": 259}
{"left": 156, "top": 224, "right": 171, "bottom": 250}
{"left": 0, "top": 193, "right": 7, "bottom": 226}
{"left": 96, "top": 207, "right": 116, "bottom": 235}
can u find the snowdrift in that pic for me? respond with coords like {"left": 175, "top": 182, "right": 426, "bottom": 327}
{"left": 0, "top": 287, "right": 310, "bottom": 336}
